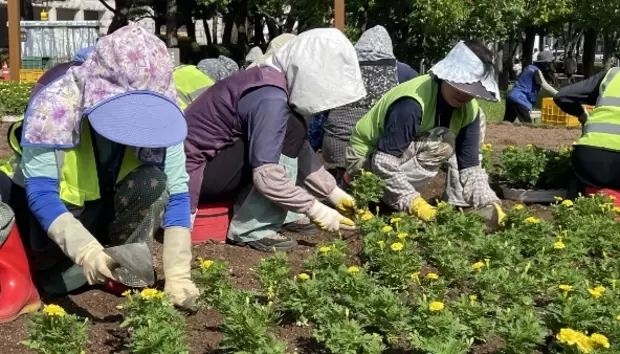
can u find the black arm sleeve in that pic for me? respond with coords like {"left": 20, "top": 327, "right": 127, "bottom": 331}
{"left": 554, "top": 71, "right": 606, "bottom": 117}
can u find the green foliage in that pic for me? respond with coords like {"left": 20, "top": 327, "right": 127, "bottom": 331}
{"left": 350, "top": 170, "right": 385, "bottom": 211}
{"left": 22, "top": 305, "right": 89, "bottom": 354}
{"left": 119, "top": 289, "right": 190, "bottom": 354}
{"left": 496, "top": 144, "right": 572, "bottom": 189}
{"left": 0, "top": 81, "right": 33, "bottom": 115}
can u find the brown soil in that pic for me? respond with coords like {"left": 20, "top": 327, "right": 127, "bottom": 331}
{"left": 0, "top": 122, "right": 579, "bottom": 353}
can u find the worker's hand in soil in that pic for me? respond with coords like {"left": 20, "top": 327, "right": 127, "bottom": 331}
{"left": 47, "top": 212, "right": 120, "bottom": 284}
{"left": 327, "top": 187, "right": 356, "bottom": 218}
{"left": 409, "top": 197, "right": 437, "bottom": 222}
{"left": 306, "top": 200, "right": 356, "bottom": 232}
{"left": 163, "top": 227, "right": 200, "bottom": 310}
{"left": 475, "top": 203, "right": 506, "bottom": 232}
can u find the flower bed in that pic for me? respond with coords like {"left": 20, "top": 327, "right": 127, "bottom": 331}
{"left": 0, "top": 81, "right": 33, "bottom": 115}
{"left": 485, "top": 144, "right": 572, "bottom": 202}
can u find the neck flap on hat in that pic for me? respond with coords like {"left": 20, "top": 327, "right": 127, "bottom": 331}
{"left": 264, "top": 28, "right": 366, "bottom": 117}
{"left": 355, "top": 25, "right": 395, "bottom": 62}
{"left": 197, "top": 55, "right": 239, "bottom": 81}
{"left": 429, "top": 41, "right": 500, "bottom": 101}
{"left": 245, "top": 47, "right": 264, "bottom": 63}
{"left": 22, "top": 25, "right": 178, "bottom": 148}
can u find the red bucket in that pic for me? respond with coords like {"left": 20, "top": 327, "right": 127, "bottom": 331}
{"left": 192, "top": 201, "right": 233, "bottom": 244}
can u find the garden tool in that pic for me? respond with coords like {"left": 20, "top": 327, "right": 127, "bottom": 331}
{"left": 104, "top": 242, "right": 155, "bottom": 286}
{"left": 0, "top": 225, "right": 42, "bottom": 323}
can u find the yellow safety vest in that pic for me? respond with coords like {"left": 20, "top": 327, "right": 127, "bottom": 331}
{"left": 8, "top": 119, "right": 142, "bottom": 207}
{"left": 172, "top": 65, "right": 215, "bottom": 110}
{"left": 576, "top": 68, "right": 620, "bottom": 152}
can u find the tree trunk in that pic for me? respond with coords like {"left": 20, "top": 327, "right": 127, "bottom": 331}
{"left": 583, "top": 28, "right": 597, "bottom": 78}
{"left": 265, "top": 18, "right": 280, "bottom": 38}
{"left": 223, "top": 12, "right": 235, "bottom": 44}
{"left": 254, "top": 13, "right": 265, "bottom": 45}
{"left": 602, "top": 30, "right": 615, "bottom": 70}
{"left": 20, "top": 0, "right": 34, "bottom": 21}
{"left": 186, "top": 18, "right": 196, "bottom": 40}
{"left": 106, "top": 0, "right": 130, "bottom": 35}
{"left": 522, "top": 26, "right": 537, "bottom": 67}
{"left": 165, "top": 0, "right": 178, "bottom": 47}
{"left": 499, "top": 40, "right": 513, "bottom": 91}
{"left": 203, "top": 18, "right": 212, "bottom": 45}
{"left": 212, "top": 12, "right": 218, "bottom": 44}
{"left": 154, "top": 17, "right": 164, "bottom": 35}
{"left": 234, "top": 0, "right": 249, "bottom": 46}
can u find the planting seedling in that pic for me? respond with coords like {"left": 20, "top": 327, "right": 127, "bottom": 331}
{"left": 22, "top": 304, "right": 89, "bottom": 354}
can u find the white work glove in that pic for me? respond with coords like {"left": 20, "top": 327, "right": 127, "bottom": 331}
{"left": 47, "top": 212, "right": 119, "bottom": 284}
{"left": 327, "top": 187, "right": 356, "bottom": 218}
{"left": 306, "top": 200, "right": 356, "bottom": 232}
{"left": 190, "top": 211, "right": 197, "bottom": 228}
{"left": 163, "top": 226, "right": 200, "bottom": 310}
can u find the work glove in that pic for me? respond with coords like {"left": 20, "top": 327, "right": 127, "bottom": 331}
{"left": 409, "top": 197, "right": 437, "bottom": 222}
{"left": 163, "top": 226, "right": 200, "bottom": 311}
{"left": 327, "top": 187, "right": 356, "bottom": 218}
{"left": 306, "top": 200, "right": 356, "bottom": 232}
{"left": 475, "top": 203, "right": 506, "bottom": 232}
{"left": 47, "top": 212, "right": 119, "bottom": 284}
{"left": 190, "top": 211, "right": 197, "bottom": 228}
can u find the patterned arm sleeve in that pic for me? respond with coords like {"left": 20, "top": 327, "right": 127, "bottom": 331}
{"left": 371, "top": 151, "right": 419, "bottom": 212}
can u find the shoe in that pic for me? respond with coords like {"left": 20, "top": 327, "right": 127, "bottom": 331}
{"left": 281, "top": 218, "right": 319, "bottom": 236}
{"left": 0, "top": 225, "right": 42, "bottom": 323}
{"left": 230, "top": 233, "right": 298, "bottom": 252}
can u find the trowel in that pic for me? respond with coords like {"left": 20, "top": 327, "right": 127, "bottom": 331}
{"left": 104, "top": 242, "right": 155, "bottom": 286}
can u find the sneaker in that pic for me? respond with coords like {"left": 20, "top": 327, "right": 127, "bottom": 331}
{"left": 231, "top": 233, "right": 298, "bottom": 252}
{"left": 280, "top": 217, "right": 318, "bottom": 236}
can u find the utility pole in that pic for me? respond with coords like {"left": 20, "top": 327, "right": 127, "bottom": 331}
{"left": 334, "top": 0, "right": 344, "bottom": 31}
{"left": 7, "top": 0, "right": 21, "bottom": 81}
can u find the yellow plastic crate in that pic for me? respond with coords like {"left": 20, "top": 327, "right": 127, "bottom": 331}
{"left": 19, "top": 69, "right": 46, "bottom": 83}
{"left": 541, "top": 97, "right": 593, "bottom": 127}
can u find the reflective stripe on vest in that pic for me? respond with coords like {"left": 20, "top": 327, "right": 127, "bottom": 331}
{"left": 596, "top": 67, "right": 620, "bottom": 107}
{"left": 177, "top": 86, "right": 208, "bottom": 110}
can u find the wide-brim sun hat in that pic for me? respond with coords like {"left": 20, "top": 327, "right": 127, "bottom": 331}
{"left": 22, "top": 25, "right": 186, "bottom": 149}
{"left": 429, "top": 41, "right": 500, "bottom": 102}
{"left": 85, "top": 91, "right": 186, "bottom": 148}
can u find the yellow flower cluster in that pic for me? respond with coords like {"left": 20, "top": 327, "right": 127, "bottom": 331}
{"left": 482, "top": 143, "right": 492, "bottom": 152}
{"left": 429, "top": 301, "right": 445, "bottom": 312}
{"left": 43, "top": 304, "right": 66, "bottom": 317}
{"left": 588, "top": 286, "right": 606, "bottom": 299}
{"left": 472, "top": 261, "right": 485, "bottom": 271}
{"left": 140, "top": 288, "right": 164, "bottom": 300}
{"left": 426, "top": 272, "right": 439, "bottom": 280}
{"left": 557, "top": 328, "right": 610, "bottom": 353}
{"left": 397, "top": 232, "right": 408, "bottom": 240}
{"left": 389, "top": 217, "right": 401, "bottom": 224}
{"left": 298, "top": 273, "right": 310, "bottom": 281}
{"left": 561, "top": 200, "right": 574, "bottom": 207}
{"left": 348, "top": 266, "right": 360, "bottom": 273}
{"left": 559, "top": 284, "right": 573, "bottom": 293}
{"left": 198, "top": 257, "right": 214, "bottom": 270}
{"left": 391, "top": 242, "right": 404, "bottom": 252}
{"left": 514, "top": 204, "right": 525, "bottom": 210}
{"left": 554, "top": 240, "right": 566, "bottom": 249}
{"left": 524, "top": 216, "right": 541, "bottom": 224}
{"left": 319, "top": 246, "right": 332, "bottom": 254}
{"left": 360, "top": 211, "right": 373, "bottom": 221}
{"left": 382, "top": 225, "right": 393, "bottom": 233}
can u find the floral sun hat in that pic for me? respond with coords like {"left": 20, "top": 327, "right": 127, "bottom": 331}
{"left": 22, "top": 25, "right": 186, "bottom": 149}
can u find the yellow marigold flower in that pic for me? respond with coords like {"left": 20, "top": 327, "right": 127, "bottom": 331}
{"left": 390, "top": 217, "right": 401, "bottom": 224}
{"left": 319, "top": 246, "right": 331, "bottom": 254}
{"left": 514, "top": 204, "right": 525, "bottom": 210}
{"left": 562, "top": 200, "right": 574, "bottom": 207}
{"left": 576, "top": 338, "right": 596, "bottom": 354}
{"left": 382, "top": 225, "right": 393, "bottom": 233}
{"left": 377, "top": 240, "right": 385, "bottom": 249}
{"left": 391, "top": 242, "right": 404, "bottom": 252}
{"left": 361, "top": 213, "right": 373, "bottom": 221}
{"left": 554, "top": 241, "right": 566, "bottom": 249}
{"left": 482, "top": 143, "right": 492, "bottom": 151}
{"left": 469, "top": 295, "right": 477, "bottom": 303}
{"left": 554, "top": 196, "right": 564, "bottom": 202}
{"left": 559, "top": 284, "right": 573, "bottom": 292}
{"left": 122, "top": 290, "right": 132, "bottom": 298}
{"left": 410, "top": 272, "right": 420, "bottom": 281}
{"left": 348, "top": 266, "right": 360, "bottom": 273}
{"left": 199, "top": 259, "right": 214, "bottom": 269}
{"left": 613, "top": 206, "right": 620, "bottom": 213}
{"left": 298, "top": 273, "right": 310, "bottom": 281}
{"left": 609, "top": 195, "right": 617, "bottom": 201}
{"left": 588, "top": 286, "right": 606, "bottom": 299}
{"left": 472, "top": 261, "right": 485, "bottom": 271}
{"left": 437, "top": 201, "right": 448, "bottom": 208}
{"left": 524, "top": 216, "right": 541, "bottom": 224}
{"left": 526, "top": 143, "right": 534, "bottom": 148}
{"left": 397, "top": 232, "right": 408, "bottom": 240}
{"left": 426, "top": 272, "right": 439, "bottom": 280}
{"left": 43, "top": 304, "right": 66, "bottom": 317}
{"left": 140, "top": 288, "right": 163, "bottom": 300}
{"left": 428, "top": 301, "right": 445, "bottom": 312}
{"left": 590, "top": 333, "right": 610, "bottom": 349}
{"left": 557, "top": 328, "right": 581, "bottom": 345}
